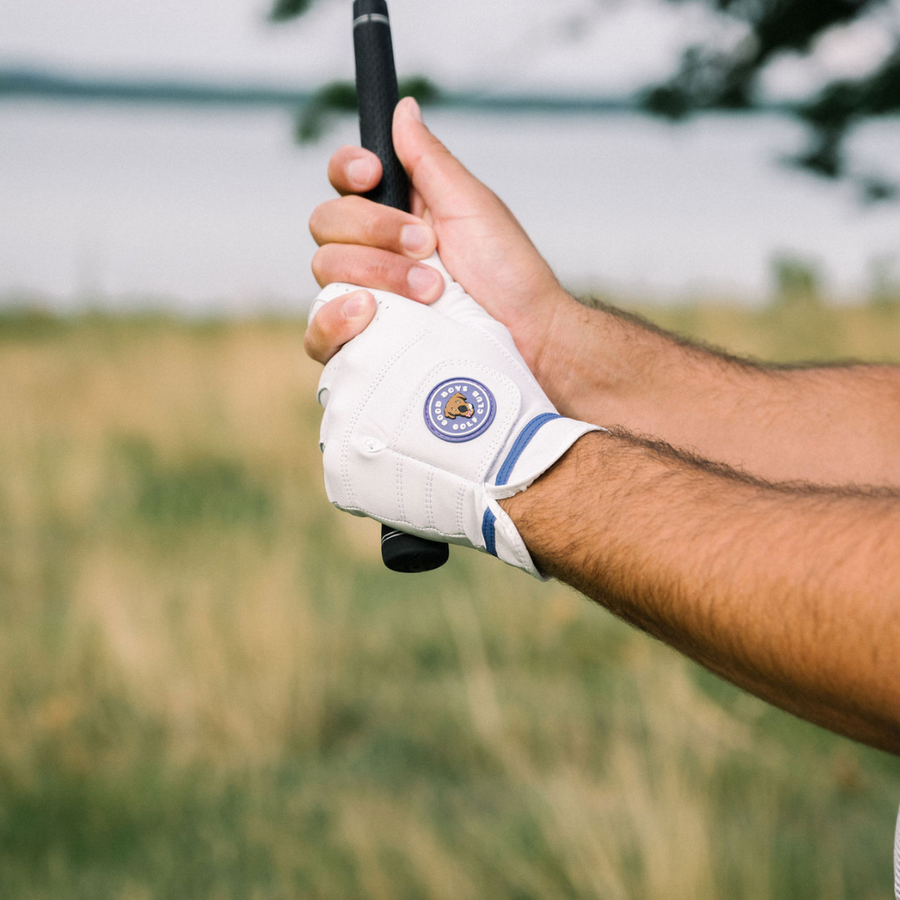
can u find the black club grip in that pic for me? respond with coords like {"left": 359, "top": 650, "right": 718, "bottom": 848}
{"left": 353, "top": 0, "right": 410, "bottom": 212}
{"left": 353, "top": 0, "right": 449, "bottom": 574}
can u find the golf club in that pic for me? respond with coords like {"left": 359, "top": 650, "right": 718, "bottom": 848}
{"left": 353, "top": 0, "right": 450, "bottom": 573}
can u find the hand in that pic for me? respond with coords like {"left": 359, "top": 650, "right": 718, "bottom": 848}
{"left": 309, "top": 97, "right": 581, "bottom": 399}
{"left": 310, "top": 264, "right": 599, "bottom": 577}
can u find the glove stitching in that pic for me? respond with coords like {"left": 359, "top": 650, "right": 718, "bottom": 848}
{"left": 480, "top": 329, "right": 535, "bottom": 385}
{"left": 425, "top": 466, "right": 435, "bottom": 530}
{"left": 457, "top": 480, "right": 468, "bottom": 540}
{"left": 342, "top": 447, "right": 467, "bottom": 541}
{"left": 340, "top": 329, "right": 431, "bottom": 506}
{"left": 396, "top": 449, "right": 406, "bottom": 522}
{"left": 390, "top": 364, "right": 447, "bottom": 523}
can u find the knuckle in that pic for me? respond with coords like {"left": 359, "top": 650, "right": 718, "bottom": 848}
{"left": 311, "top": 248, "right": 329, "bottom": 285}
{"left": 328, "top": 146, "right": 355, "bottom": 185}
{"left": 368, "top": 255, "right": 400, "bottom": 289}
{"left": 341, "top": 194, "right": 367, "bottom": 215}
{"left": 411, "top": 137, "right": 445, "bottom": 181}
{"left": 360, "top": 210, "right": 383, "bottom": 247}
{"left": 303, "top": 325, "right": 322, "bottom": 362}
{"left": 332, "top": 145, "right": 354, "bottom": 165}
{"left": 308, "top": 201, "right": 329, "bottom": 240}
{"left": 333, "top": 195, "right": 376, "bottom": 242}
{"left": 305, "top": 304, "right": 342, "bottom": 364}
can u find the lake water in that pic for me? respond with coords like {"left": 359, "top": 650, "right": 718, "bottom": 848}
{"left": 1, "top": 102, "right": 898, "bottom": 312}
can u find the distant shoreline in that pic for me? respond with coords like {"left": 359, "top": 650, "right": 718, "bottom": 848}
{"left": 0, "top": 68, "right": 317, "bottom": 108}
{"left": 0, "top": 66, "right": 776, "bottom": 115}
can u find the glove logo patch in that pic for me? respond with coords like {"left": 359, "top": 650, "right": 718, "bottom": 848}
{"left": 425, "top": 378, "right": 496, "bottom": 443}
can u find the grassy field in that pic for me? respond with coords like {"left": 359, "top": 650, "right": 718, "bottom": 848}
{"left": 0, "top": 298, "right": 898, "bottom": 899}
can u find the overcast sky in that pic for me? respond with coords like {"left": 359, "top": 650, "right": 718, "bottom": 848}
{"left": 3, "top": 0, "right": 896, "bottom": 96}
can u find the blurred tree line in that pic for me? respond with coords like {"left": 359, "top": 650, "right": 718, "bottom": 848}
{"left": 271, "top": 0, "right": 900, "bottom": 202}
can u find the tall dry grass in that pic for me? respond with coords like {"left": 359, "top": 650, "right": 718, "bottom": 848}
{"left": 0, "top": 306, "right": 897, "bottom": 898}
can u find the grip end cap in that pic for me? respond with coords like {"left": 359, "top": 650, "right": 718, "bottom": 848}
{"left": 381, "top": 527, "right": 450, "bottom": 573}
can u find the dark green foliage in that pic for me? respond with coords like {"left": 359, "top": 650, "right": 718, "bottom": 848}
{"left": 399, "top": 76, "right": 441, "bottom": 106}
{"left": 713, "top": 0, "right": 877, "bottom": 58}
{"left": 268, "top": 0, "right": 315, "bottom": 22}
{"left": 645, "top": 0, "right": 900, "bottom": 201}
{"left": 295, "top": 80, "right": 359, "bottom": 143}
{"left": 649, "top": 0, "right": 883, "bottom": 112}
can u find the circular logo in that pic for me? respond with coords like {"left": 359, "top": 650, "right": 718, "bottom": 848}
{"left": 424, "top": 377, "right": 496, "bottom": 443}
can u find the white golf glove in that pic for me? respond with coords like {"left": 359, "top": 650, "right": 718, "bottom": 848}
{"left": 310, "top": 256, "right": 601, "bottom": 578}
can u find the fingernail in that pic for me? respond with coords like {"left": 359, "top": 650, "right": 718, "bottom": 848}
{"left": 347, "top": 158, "right": 375, "bottom": 188}
{"left": 342, "top": 292, "right": 369, "bottom": 317}
{"left": 407, "top": 265, "right": 443, "bottom": 299}
{"left": 404, "top": 97, "right": 424, "bottom": 123}
{"left": 400, "top": 224, "right": 432, "bottom": 255}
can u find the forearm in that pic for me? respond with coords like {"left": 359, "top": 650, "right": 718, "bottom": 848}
{"left": 500, "top": 431, "right": 900, "bottom": 754}
{"left": 539, "top": 296, "right": 900, "bottom": 487}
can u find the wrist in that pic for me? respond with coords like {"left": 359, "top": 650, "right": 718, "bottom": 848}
{"left": 535, "top": 296, "right": 750, "bottom": 438}
{"left": 527, "top": 291, "right": 670, "bottom": 426}
{"left": 498, "top": 430, "right": 608, "bottom": 577}
{"left": 529, "top": 288, "right": 600, "bottom": 417}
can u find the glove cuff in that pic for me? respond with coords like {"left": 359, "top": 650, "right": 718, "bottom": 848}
{"left": 479, "top": 417, "right": 603, "bottom": 580}
{"left": 488, "top": 415, "right": 603, "bottom": 500}
{"left": 478, "top": 497, "right": 546, "bottom": 580}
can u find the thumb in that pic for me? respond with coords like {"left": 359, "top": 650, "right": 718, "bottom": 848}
{"left": 392, "top": 97, "right": 492, "bottom": 221}
{"left": 304, "top": 289, "right": 376, "bottom": 365}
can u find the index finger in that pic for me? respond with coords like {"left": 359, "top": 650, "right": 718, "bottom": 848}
{"left": 328, "top": 146, "right": 383, "bottom": 196}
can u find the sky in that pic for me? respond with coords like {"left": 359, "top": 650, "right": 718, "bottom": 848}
{"left": 1, "top": 0, "right": 678, "bottom": 89}
{"left": 3, "top": 0, "right": 896, "bottom": 96}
